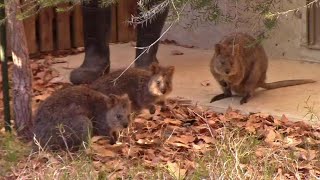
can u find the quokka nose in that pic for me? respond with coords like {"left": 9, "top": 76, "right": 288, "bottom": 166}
{"left": 161, "top": 89, "right": 167, "bottom": 94}
{"left": 225, "top": 70, "right": 230, "bottom": 74}
{"left": 123, "top": 122, "right": 129, "bottom": 128}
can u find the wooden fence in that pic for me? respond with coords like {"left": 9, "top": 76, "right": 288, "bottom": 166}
{"left": 6, "top": 0, "right": 137, "bottom": 56}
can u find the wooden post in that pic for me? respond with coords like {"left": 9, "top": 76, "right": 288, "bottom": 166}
{"left": 38, "top": 7, "right": 54, "bottom": 52}
{"left": 110, "top": 5, "right": 118, "bottom": 43}
{"left": 0, "top": 0, "right": 11, "bottom": 132}
{"left": 21, "top": 0, "right": 38, "bottom": 54}
{"left": 117, "top": 0, "right": 137, "bottom": 42}
{"left": 71, "top": 4, "right": 84, "bottom": 47}
{"left": 55, "top": 3, "right": 72, "bottom": 50}
{"left": 6, "top": 0, "right": 33, "bottom": 140}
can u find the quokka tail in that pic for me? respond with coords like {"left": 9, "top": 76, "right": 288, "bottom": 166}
{"left": 260, "top": 79, "right": 316, "bottom": 90}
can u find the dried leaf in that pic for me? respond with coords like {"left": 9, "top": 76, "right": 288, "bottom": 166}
{"left": 198, "top": 135, "right": 215, "bottom": 144}
{"left": 168, "top": 141, "right": 189, "bottom": 148}
{"left": 201, "top": 80, "right": 210, "bottom": 86}
{"left": 280, "top": 114, "right": 289, "bottom": 123}
{"left": 300, "top": 150, "right": 317, "bottom": 161}
{"left": 90, "top": 144, "right": 117, "bottom": 158}
{"left": 255, "top": 148, "right": 268, "bottom": 157}
{"left": 34, "top": 93, "right": 51, "bottom": 101}
{"left": 164, "top": 118, "right": 182, "bottom": 126}
{"left": 136, "top": 138, "right": 160, "bottom": 146}
{"left": 171, "top": 50, "right": 184, "bottom": 55}
{"left": 265, "top": 129, "right": 276, "bottom": 143}
{"left": 170, "top": 135, "right": 195, "bottom": 144}
{"left": 192, "top": 143, "right": 210, "bottom": 151}
{"left": 91, "top": 136, "right": 106, "bottom": 143}
{"left": 166, "top": 162, "right": 187, "bottom": 179}
{"left": 283, "top": 136, "right": 302, "bottom": 147}
{"left": 245, "top": 123, "right": 256, "bottom": 133}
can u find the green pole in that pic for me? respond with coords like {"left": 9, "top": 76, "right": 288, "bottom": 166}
{"left": 0, "top": 1, "right": 12, "bottom": 132}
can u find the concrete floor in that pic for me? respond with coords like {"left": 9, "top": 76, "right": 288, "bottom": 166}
{"left": 52, "top": 43, "right": 320, "bottom": 122}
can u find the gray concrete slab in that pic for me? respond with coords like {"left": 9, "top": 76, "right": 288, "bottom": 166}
{"left": 51, "top": 43, "right": 320, "bottom": 122}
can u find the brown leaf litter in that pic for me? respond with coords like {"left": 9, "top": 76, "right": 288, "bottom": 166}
{"left": 85, "top": 101, "right": 320, "bottom": 178}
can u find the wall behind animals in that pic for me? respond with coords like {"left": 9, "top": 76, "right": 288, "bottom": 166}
{"left": 163, "top": 0, "right": 320, "bottom": 62}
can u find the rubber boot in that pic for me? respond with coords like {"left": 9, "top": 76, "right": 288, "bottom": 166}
{"left": 135, "top": 1, "right": 169, "bottom": 68}
{"left": 70, "top": 1, "right": 111, "bottom": 84}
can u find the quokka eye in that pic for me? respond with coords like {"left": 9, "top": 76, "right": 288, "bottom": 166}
{"left": 156, "top": 80, "right": 161, "bottom": 85}
{"left": 116, "top": 114, "right": 122, "bottom": 119}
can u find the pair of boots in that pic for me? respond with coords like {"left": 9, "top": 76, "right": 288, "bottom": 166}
{"left": 70, "top": 1, "right": 169, "bottom": 84}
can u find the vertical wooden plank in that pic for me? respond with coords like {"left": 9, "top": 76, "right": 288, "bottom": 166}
{"left": 23, "top": 17, "right": 38, "bottom": 54}
{"left": 21, "top": 0, "right": 38, "bottom": 54}
{"left": 110, "top": 5, "right": 118, "bottom": 43}
{"left": 6, "top": 22, "right": 12, "bottom": 55}
{"left": 38, "top": 7, "right": 54, "bottom": 52}
{"left": 315, "top": 3, "right": 320, "bottom": 45}
{"left": 55, "top": 3, "right": 72, "bottom": 50}
{"left": 71, "top": 4, "right": 84, "bottom": 47}
{"left": 308, "top": 4, "right": 315, "bottom": 45}
{"left": 117, "top": 0, "right": 137, "bottom": 42}
{"left": 127, "top": 1, "right": 137, "bottom": 42}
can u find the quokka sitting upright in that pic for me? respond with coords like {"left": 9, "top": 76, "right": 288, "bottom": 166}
{"left": 210, "top": 32, "right": 315, "bottom": 104}
{"left": 90, "top": 63, "right": 175, "bottom": 114}
{"left": 33, "top": 86, "right": 131, "bottom": 151}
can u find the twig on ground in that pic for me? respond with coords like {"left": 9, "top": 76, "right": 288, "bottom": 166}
{"left": 187, "top": 107, "right": 215, "bottom": 138}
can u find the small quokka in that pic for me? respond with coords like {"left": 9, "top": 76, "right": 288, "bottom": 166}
{"left": 210, "top": 32, "right": 316, "bottom": 104}
{"left": 90, "top": 63, "right": 175, "bottom": 114}
{"left": 33, "top": 86, "right": 131, "bottom": 151}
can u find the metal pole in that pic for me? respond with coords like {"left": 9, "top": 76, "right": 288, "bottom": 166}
{"left": 0, "top": 1, "right": 12, "bottom": 132}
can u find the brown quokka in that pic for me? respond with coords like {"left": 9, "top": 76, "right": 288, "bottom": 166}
{"left": 210, "top": 32, "right": 316, "bottom": 104}
{"left": 89, "top": 63, "right": 175, "bottom": 114}
{"left": 33, "top": 86, "right": 131, "bottom": 151}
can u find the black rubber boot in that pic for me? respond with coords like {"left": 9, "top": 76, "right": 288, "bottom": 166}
{"left": 70, "top": 1, "right": 111, "bottom": 85}
{"left": 135, "top": 1, "right": 169, "bottom": 68}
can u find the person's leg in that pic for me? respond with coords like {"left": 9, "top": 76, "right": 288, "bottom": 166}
{"left": 135, "top": 0, "right": 169, "bottom": 68}
{"left": 70, "top": 1, "right": 111, "bottom": 84}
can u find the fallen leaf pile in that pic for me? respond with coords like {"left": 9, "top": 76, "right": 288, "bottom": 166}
{"left": 3, "top": 98, "right": 320, "bottom": 179}
{"left": 86, "top": 103, "right": 320, "bottom": 179}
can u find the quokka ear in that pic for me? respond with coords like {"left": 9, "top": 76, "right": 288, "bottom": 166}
{"left": 214, "top": 44, "right": 222, "bottom": 54}
{"left": 120, "top": 94, "right": 131, "bottom": 108}
{"left": 121, "top": 93, "right": 129, "bottom": 100}
{"left": 232, "top": 44, "right": 241, "bottom": 55}
{"left": 149, "top": 62, "right": 161, "bottom": 75}
{"left": 166, "top": 66, "right": 175, "bottom": 76}
{"left": 109, "top": 94, "right": 119, "bottom": 107}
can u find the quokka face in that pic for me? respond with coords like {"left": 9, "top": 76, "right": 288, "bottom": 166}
{"left": 147, "top": 63, "right": 175, "bottom": 96}
{"left": 212, "top": 43, "right": 241, "bottom": 77}
{"left": 95, "top": 94, "right": 132, "bottom": 136}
